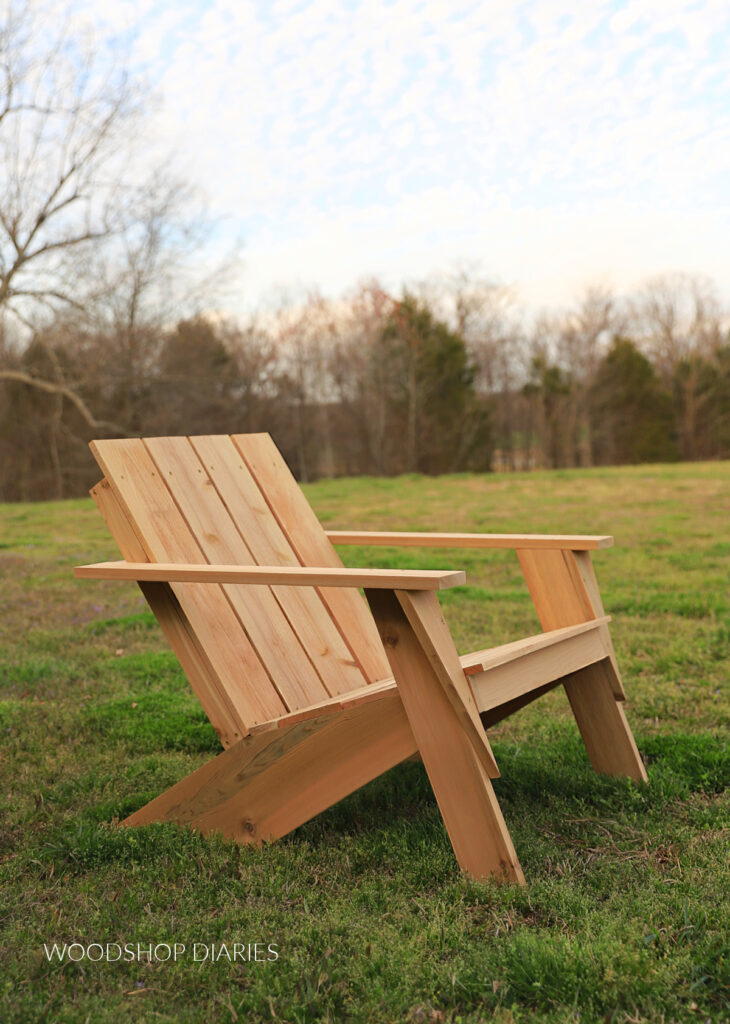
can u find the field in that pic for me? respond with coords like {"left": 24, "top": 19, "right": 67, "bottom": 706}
{"left": 1, "top": 461, "right": 728, "bottom": 1024}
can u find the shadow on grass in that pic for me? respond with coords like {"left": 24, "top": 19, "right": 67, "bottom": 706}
{"left": 40, "top": 728, "right": 728, "bottom": 880}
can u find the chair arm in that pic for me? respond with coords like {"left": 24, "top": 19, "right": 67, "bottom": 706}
{"left": 74, "top": 561, "right": 467, "bottom": 591}
{"left": 326, "top": 531, "right": 613, "bottom": 551}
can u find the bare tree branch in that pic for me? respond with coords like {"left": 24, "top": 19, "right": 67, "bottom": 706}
{"left": 0, "top": 369, "right": 128, "bottom": 433}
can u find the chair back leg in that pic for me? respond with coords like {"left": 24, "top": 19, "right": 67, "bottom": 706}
{"left": 516, "top": 548, "right": 647, "bottom": 782}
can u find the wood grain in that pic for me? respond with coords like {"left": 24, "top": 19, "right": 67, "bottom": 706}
{"left": 469, "top": 625, "right": 610, "bottom": 713}
{"left": 234, "top": 433, "right": 392, "bottom": 684}
{"left": 89, "top": 478, "right": 247, "bottom": 747}
{"left": 394, "top": 589, "right": 499, "bottom": 779}
{"left": 75, "top": 560, "right": 467, "bottom": 590}
{"left": 189, "top": 435, "right": 368, "bottom": 697}
{"left": 124, "top": 689, "right": 416, "bottom": 843}
{"left": 516, "top": 547, "right": 647, "bottom": 782}
{"left": 366, "top": 588, "right": 524, "bottom": 883}
{"left": 90, "top": 438, "right": 286, "bottom": 726}
{"left": 144, "top": 435, "right": 330, "bottom": 710}
{"left": 328, "top": 531, "right": 614, "bottom": 550}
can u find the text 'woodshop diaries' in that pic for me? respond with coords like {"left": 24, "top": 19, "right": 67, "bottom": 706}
{"left": 43, "top": 941, "right": 280, "bottom": 963}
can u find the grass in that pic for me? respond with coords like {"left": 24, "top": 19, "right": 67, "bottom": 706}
{"left": 0, "top": 460, "right": 728, "bottom": 1023}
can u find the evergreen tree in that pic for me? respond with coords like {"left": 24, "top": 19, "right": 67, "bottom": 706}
{"left": 378, "top": 292, "right": 490, "bottom": 473}
{"left": 590, "top": 337, "right": 677, "bottom": 464}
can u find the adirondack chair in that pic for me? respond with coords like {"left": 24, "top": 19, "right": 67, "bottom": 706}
{"left": 75, "top": 433, "right": 647, "bottom": 885}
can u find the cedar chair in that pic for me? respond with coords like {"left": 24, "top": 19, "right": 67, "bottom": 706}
{"left": 75, "top": 434, "right": 647, "bottom": 885}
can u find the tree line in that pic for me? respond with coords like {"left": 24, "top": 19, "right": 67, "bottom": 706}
{"left": 1, "top": 270, "right": 729, "bottom": 500}
{"left": 1, "top": 1, "right": 729, "bottom": 500}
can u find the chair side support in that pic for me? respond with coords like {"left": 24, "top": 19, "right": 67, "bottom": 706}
{"left": 516, "top": 548, "right": 647, "bottom": 783}
{"left": 124, "top": 688, "right": 418, "bottom": 841}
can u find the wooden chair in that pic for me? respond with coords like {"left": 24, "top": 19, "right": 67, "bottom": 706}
{"left": 75, "top": 433, "right": 647, "bottom": 885}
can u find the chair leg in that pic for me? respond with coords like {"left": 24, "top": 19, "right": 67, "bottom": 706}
{"left": 123, "top": 690, "right": 416, "bottom": 842}
{"left": 516, "top": 548, "right": 647, "bottom": 783}
{"left": 563, "top": 663, "right": 647, "bottom": 779}
{"left": 366, "top": 588, "right": 525, "bottom": 885}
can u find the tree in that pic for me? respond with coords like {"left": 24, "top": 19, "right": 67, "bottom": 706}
{"left": 554, "top": 285, "right": 622, "bottom": 466}
{"left": 0, "top": 320, "right": 109, "bottom": 499}
{"left": 226, "top": 319, "right": 284, "bottom": 438}
{"left": 632, "top": 273, "right": 725, "bottom": 460}
{"left": 589, "top": 337, "right": 677, "bottom": 465}
{"left": 266, "top": 289, "right": 342, "bottom": 481}
{"left": 0, "top": 0, "right": 234, "bottom": 491}
{"left": 674, "top": 345, "right": 730, "bottom": 460}
{"left": 440, "top": 265, "right": 524, "bottom": 470}
{"left": 0, "top": 1, "right": 143, "bottom": 329}
{"left": 155, "top": 317, "right": 234, "bottom": 436}
{"left": 523, "top": 347, "right": 571, "bottom": 468}
{"left": 379, "top": 292, "right": 489, "bottom": 474}
{"left": 327, "top": 280, "right": 396, "bottom": 475}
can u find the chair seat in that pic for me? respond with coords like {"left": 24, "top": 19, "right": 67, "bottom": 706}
{"left": 249, "top": 617, "right": 612, "bottom": 735}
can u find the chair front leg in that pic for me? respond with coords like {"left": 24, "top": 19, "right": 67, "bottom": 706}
{"left": 365, "top": 588, "right": 525, "bottom": 885}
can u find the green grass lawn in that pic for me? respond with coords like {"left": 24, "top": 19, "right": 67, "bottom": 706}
{"left": 1, "top": 462, "right": 728, "bottom": 1023}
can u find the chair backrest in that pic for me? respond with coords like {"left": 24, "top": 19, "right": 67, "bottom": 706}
{"left": 90, "top": 434, "right": 392, "bottom": 736}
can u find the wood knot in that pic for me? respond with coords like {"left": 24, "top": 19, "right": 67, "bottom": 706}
{"left": 383, "top": 628, "right": 399, "bottom": 648}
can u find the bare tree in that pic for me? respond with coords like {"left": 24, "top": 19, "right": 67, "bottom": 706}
{"left": 632, "top": 273, "right": 725, "bottom": 459}
{"left": 0, "top": 0, "right": 234, "bottom": 483}
{"left": 554, "top": 284, "right": 622, "bottom": 466}
{"left": 328, "top": 280, "right": 395, "bottom": 474}
{"left": 226, "top": 319, "right": 283, "bottom": 436}
{"left": 0, "top": 0, "right": 143, "bottom": 444}
{"left": 633, "top": 273, "right": 723, "bottom": 377}
{"left": 82, "top": 168, "right": 233, "bottom": 432}
{"left": 267, "top": 290, "right": 342, "bottom": 480}
{"left": 0, "top": 1, "right": 145, "bottom": 326}
{"left": 438, "top": 265, "right": 524, "bottom": 469}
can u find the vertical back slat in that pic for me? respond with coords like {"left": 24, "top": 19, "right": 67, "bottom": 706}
{"left": 189, "top": 435, "right": 368, "bottom": 695}
{"left": 90, "top": 438, "right": 286, "bottom": 727}
{"left": 143, "top": 436, "right": 332, "bottom": 708}
{"left": 233, "top": 433, "right": 392, "bottom": 683}
{"left": 90, "top": 478, "right": 247, "bottom": 746}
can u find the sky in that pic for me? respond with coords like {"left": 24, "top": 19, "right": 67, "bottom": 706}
{"left": 80, "top": 0, "right": 730, "bottom": 312}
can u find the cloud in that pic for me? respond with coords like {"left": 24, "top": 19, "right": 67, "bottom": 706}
{"left": 230, "top": 188, "right": 729, "bottom": 312}
{"left": 74, "top": 0, "right": 730, "bottom": 308}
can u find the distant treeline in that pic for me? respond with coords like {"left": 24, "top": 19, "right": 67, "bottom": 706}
{"left": 1, "top": 272, "right": 728, "bottom": 501}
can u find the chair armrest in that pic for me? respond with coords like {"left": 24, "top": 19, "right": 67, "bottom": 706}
{"left": 326, "top": 531, "right": 613, "bottom": 551}
{"left": 74, "top": 561, "right": 467, "bottom": 591}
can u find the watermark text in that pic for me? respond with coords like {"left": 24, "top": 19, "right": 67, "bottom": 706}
{"left": 43, "top": 941, "right": 279, "bottom": 964}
